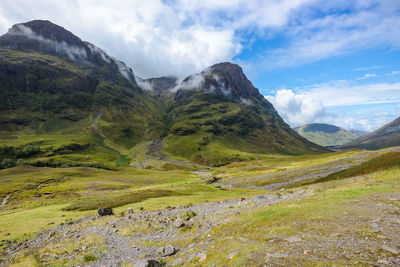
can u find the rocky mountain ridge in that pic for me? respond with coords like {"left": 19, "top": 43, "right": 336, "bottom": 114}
{"left": 0, "top": 20, "right": 326, "bottom": 169}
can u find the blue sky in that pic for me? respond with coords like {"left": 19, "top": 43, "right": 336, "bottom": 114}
{"left": 0, "top": 0, "right": 399, "bottom": 131}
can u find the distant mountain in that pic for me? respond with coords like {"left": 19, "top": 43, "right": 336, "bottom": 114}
{"left": 349, "top": 129, "right": 368, "bottom": 137}
{"left": 340, "top": 117, "right": 400, "bottom": 150}
{"left": 294, "top": 123, "right": 359, "bottom": 147}
{"left": 0, "top": 20, "right": 327, "bottom": 169}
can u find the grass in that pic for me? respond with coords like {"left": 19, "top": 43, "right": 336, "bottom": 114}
{"left": 83, "top": 255, "right": 98, "bottom": 262}
{"left": 63, "top": 189, "right": 184, "bottom": 211}
{"left": 174, "top": 166, "right": 400, "bottom": 266}
{"left": 296, "top": 124, "right": 358, "bottom": 146}
{"left": 298, "top": 151, "right": 400, "bottom": 187}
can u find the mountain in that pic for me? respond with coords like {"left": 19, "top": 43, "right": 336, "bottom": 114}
{"left": 0, "top": 20, "right": 327, "bottom": 169}
{"left": 349, "top": 129, "right": 368, "bottom": 137}
{"left": 294, "top": 123, "right": 359, "bottom": 147}
{"left": 340, "top": 117, "right": 400, "bottom": 150}
{"left": 161, "top": 62, "right": 327, "bottom": 165}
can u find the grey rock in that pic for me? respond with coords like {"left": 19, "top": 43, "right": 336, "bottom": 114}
{"left": 198, "top": 252, "right": 207, "bottom": 262}
{"left": 285, "top": 236, "right": 302, "bottom": 242}
{"left": 98, "top": 207, "right": 113, "bottom": 216}
{"left": 265, "top": 252, "right": 288, "bottom": 258}
{"left": 382, "top": 245, "right": 399, "bottom": 255}
{"left": 159, "top": 244, "right": 177, "bottom": 256}
{"left": 173, "top": 218, "right": 185, "bottom": 228}
{"left": 228, "top": 251, "right": 238, "bottom": 259}
{"left": 133, "top": 259, "right": 160, "bottom": 267}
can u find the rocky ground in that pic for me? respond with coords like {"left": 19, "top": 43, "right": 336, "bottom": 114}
{"left": 1, "top": 187, "right": 399, "bottom": 266}
{"left": 0, "top": 191, "right": 305, "bottom": 266}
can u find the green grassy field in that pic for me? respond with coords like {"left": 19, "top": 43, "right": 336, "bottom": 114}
{"left": 166, "top": 164, "right": 400, "bottom": 266}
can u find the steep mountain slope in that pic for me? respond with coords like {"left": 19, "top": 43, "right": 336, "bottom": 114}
{"left": 294, "top": 123, "right": 359, "bottom": 147}
{"left": 0, "top": 20, "right": 166, "bottom": 169}
{"left": 0, "top": 20, "right": 328, "bottom": 169}
{"left": 340, "top": 117, "right": 400, "bottom": 150}
{"left": 162, "top": 63, "right": 327, "bottom": 165}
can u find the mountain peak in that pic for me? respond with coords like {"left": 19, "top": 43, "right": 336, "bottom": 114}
{"left": 0, "top": 20, "right": 138, "bottom": 83}
{"left": 0, "top": 19, "right": 89, "bottom": 61}
{"left": 7, "top": 20, "right": 85, "bottom": 47}
{"left": 175, "top": 61, "right": 261, "bottom": 100}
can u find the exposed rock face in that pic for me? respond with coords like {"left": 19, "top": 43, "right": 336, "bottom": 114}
{"left": 174, "top": 62, "right": 264, "bottom": 101}
{"left": 0, "top": 20, "right": 137, "bottom": 83}
{"left": 98, "top": 207, "right": 114, "bottom": 216}
{"left": 0, "top": 20, "right": 89, "bottom": 59}
{"left": 145, "top": 76, "right": 178, "bottom": 96}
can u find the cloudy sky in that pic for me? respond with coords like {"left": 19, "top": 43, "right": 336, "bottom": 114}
{"left": 1, "top": 0, "right": 399, "bottom": 132}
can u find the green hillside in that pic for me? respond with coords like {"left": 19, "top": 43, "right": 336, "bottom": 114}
{"left": 340, "top": 117, "right": 400, "bottom": 150}
{"left": 295, "top": 123, "right": 358, "bottom": 147}
{"left": 0, "top": 20, "right": 327, "bottom": 170}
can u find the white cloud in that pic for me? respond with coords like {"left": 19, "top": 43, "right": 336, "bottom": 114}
{"left": 354, "top": 66, "right": 382, "bottom": 71}
{"left": 265, "top": 80, "right": 400, "bottom": 131}
{"left": 357, "top": 73, "right": 377, "bottom": 80}
{"left": 0, "top": 0, "right": 398, "bottom": 78}
{"left": 0, "top": 0, "right": 242, "bottom": 78}
{"left": 303, "top": 80, "right": 400, "bottom": 107}
{"left": 387, "top": 70, "right": 400, "bottom": 76}
{"left": 179, "top": 73, "right": 205, "bottom": 90}
{"left": 265, "top": 89, "right": 325, "bottom": 126}
{"left": 259, "top": 1, "right": 400, "bottom": 69}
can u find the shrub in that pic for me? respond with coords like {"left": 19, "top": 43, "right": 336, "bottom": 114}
{"left": 0, "top": 158, "right": 16, "bottom": 169}
{"left": 83, "top": 255, "right": 97, "bottom": 262}
{"left": 181, "top": 210, "right": 196, "bottom": 220}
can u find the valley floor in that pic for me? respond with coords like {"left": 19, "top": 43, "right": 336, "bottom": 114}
{"left": 0, "top": 148, "right": 399, "bottom": 266}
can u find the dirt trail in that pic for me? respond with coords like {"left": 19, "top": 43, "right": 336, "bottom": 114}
{"left": 131, "top": 138, "right": 206, "bottom": 170}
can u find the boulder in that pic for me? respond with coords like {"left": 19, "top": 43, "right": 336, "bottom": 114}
{"left": 173, "top": 217, "right": 185, "bottom": 228}
{"left": 98, "top": 207, "right": 113, "bottom": 216}
{"left": 205, "top": 176, "right": 220, "bottom": 184}
{"left": 133, "top": 259, "right": 160, "bottom": 267}
{"left": 159, "top": 245, "right": 177, "bottom": 256}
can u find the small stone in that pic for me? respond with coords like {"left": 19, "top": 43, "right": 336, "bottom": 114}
{"left": 127, "top": 207, "right": 133, "bottom": 214}
{"left": 285, "top": 236, "right": 302, "bottom": 242}
{"left": 265, "top": 253, "right": 288, "bottom": 258}
{"left": 228, "top": 251, "right": 238, "bottom": 259}
{"left": 378, "top": 259, "right": 389, "bottom": 265}
{"left": 303, "top": 250, "right": 309, "bottom": 255}
{"left": 173, "top": 218, "right": 185, "bottom": 228}
{"left": 47, "top": 231, "right": 55, "bottom": 239}
{"left": 382, "top": 245, "right": 399, "bottom": 255}
{"left": 133, "top": 259, "right": 160, "bottom": 267}
{"left": 158, "top": 245, "right": 177, "bottom": 256}
{"left": 198, "top": 252, "right": 207, "bottom": 262}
